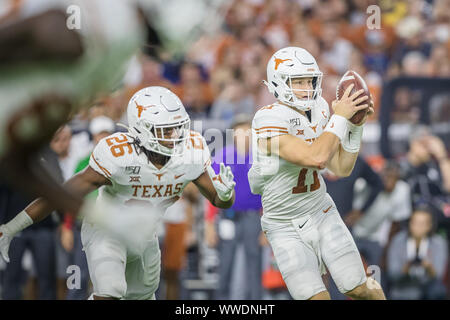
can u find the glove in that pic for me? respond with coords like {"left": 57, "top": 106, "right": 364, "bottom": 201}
{"left": 208, "top": 163, "right": 236, "bottom": 202}
{"left": 0, "top": 210, "right": 33, "bottom": 263}
{"left": 0, "top": 225, "right": 13, "bottom": 263}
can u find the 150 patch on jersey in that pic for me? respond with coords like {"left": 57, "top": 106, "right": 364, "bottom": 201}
{"left": 290, "top": 118, "right": 301, "bottom": 126}
{"left": 125, "top": 166, "right": 141, "bottom": 175}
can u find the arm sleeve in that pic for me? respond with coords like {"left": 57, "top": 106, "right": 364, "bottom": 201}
{"left": 253, "top": 110, "right": 290, "bottom": 139}
{"left": 359, "top": 158, "right": 384, "bottom": 213}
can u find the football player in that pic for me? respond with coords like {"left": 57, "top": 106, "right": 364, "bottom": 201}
{"left": 248, "top": 47, "right": 386, "bottom": 300}
{"left": 0, "top": 86, "right": 236, "bottom": 300}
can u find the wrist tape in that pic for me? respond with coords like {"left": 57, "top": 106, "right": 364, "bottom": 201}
{"left": 324, "top": 114, "right": 347, "bottom": 141}
{"left": 5, "top": 210, "right": 33, "bottom": 235}
{"left": 341, "top": 121, "right": 363, "bottom": 153}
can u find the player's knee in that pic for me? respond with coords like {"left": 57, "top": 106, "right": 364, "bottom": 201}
{"left": 96, "top": 277, "right": 127, "bottom": 299}
{"left": 344, "top": 279, "right": 375, "bottom": 300}
{"left": 344, "top": 283, "right": 366, "bottom": 299}
{"left": 308, "top": 290, "right": 331, "bottom": 300}
{"left": 338, "top": 273, "right": 367, "bottom": 295}
{"left": 286, "top": 281, "right": 324, "bottom": 300}
{"left": 288, "top": 286, "right": 313, "bottom": 300}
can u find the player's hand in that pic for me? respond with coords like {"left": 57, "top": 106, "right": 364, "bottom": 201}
{"left": 212, "top": 163, "right": 236, "bottom": 202}
{"left": 332, "top": 84, "right": 369, "bottom": 120}
{"left": 353, "top": 94, "right": 375, "bottom": 126}
{"left": 0, "top": 225, "right": 13, "bottom": 263}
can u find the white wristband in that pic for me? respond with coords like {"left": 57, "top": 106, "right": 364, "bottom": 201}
{"left": 5, "top": 210, "right": 33, "bottom": 236}
{"left": 324, "top": 114, "right": 347, "bottom": 141}
{"left": 342, "top": 122, "right": 363, "bottom": 153}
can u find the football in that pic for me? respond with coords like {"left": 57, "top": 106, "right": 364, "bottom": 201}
{"left": 336, "top": 70, "right": 370, "bottom": 124}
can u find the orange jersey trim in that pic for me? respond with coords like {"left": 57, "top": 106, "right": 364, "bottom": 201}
{"left": 254, "top": 126, "right": 288, "bottom": 131}
{"left": 90, "top": 154, "right": 112, "bottom": 178}
{"left": 256, "top": 130, "right": 289, "bottom": 135}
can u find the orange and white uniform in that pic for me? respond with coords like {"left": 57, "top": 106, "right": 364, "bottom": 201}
{"left": 89, "top": 131, "right": 210, "bottom": 209}
{"left": 250, "top": 97, "right": 330, "bottom": 220}
{"left": 248, "top": 97, "right": 367, "bottom": 300}
{"left": 82, "top": 130, "right": 210, "bottom": 300}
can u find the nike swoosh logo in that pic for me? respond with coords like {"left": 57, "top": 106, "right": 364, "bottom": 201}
{"left": 323, "top": 205, "right": 333, "bottom": 213}
{"left": 299, "top": 220, "right": 309, "bottom": 229}
{"left": 174, "top": 173, "right": 185, "bottom": 179}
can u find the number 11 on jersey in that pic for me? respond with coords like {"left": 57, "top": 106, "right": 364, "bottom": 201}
{"left": 292, "top": 168, "right": 320, "bottom": 194}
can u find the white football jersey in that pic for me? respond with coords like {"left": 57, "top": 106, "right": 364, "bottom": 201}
{"left": 89, "top": 131, "right": 211, "bottom": 212}
{"left": 249, "top": 97, "right": 331, "bottom": 220}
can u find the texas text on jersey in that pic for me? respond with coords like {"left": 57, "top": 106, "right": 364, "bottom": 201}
{"left": 89, "top": 130, "right": 211, "bottom": 211}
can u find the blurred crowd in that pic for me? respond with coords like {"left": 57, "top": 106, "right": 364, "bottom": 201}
{"left": 0, "top": 0, "right": 449, "bottom": 300}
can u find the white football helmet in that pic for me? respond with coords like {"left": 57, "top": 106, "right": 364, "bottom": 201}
{"left": 125, "top": 86, "right": 190, "bottom": 157}
{"left": 264, "top": 47, "right": 323, "bottom": 111}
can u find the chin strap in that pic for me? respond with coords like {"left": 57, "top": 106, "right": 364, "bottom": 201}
{"left": 116, "top": 123, "right": 143, "bottom": 156}
{"left": 117, "top": 122, "right": 186, "bottom": 157}
{"left": 117, "top": 122, "right": 139, "bottom": 138}
{"left": 118, "top": 122, "right": 149, "bottom": 145}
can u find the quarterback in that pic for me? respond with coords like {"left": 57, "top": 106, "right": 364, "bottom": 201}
{"left": 248, "top": 47, "right": 386, "bottom": 300}
{"left": 0, "top": 86, "right": 236, "bottom": 300}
